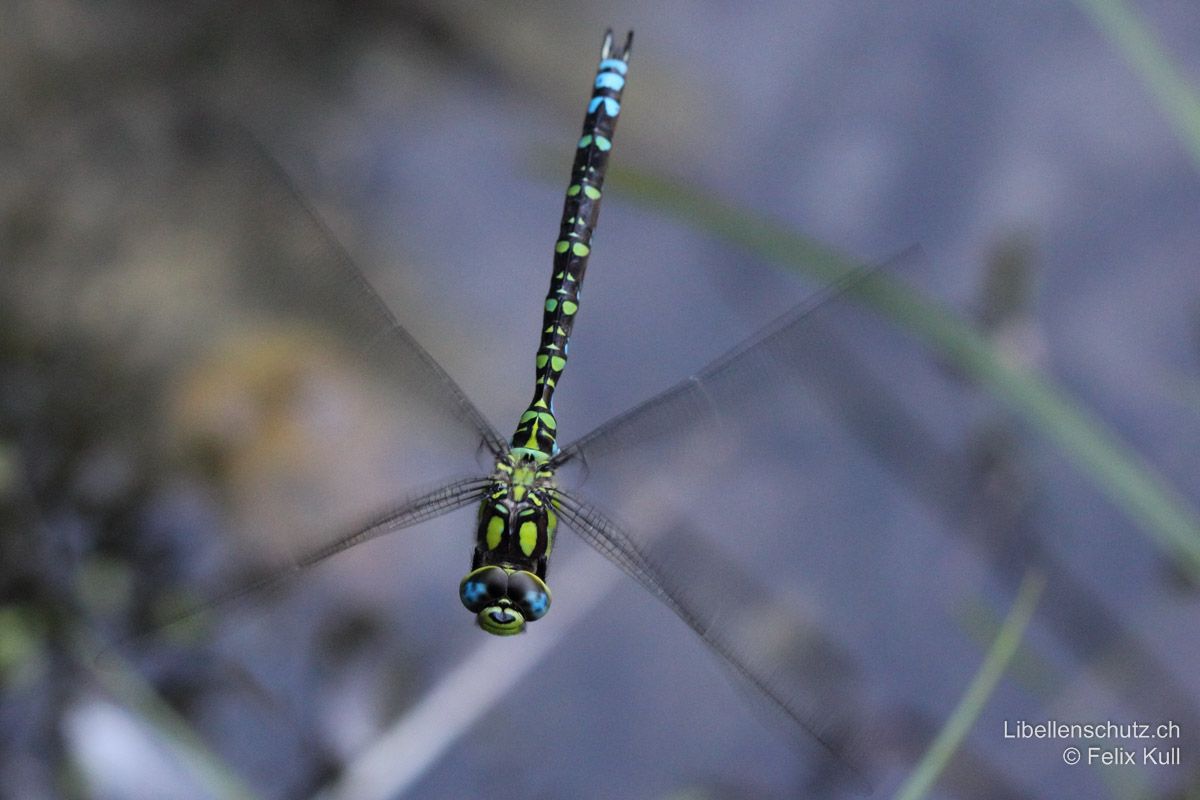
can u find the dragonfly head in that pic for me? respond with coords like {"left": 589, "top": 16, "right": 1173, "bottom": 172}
{"left": 459, "top": 565, "right": 552, "bottom": 636}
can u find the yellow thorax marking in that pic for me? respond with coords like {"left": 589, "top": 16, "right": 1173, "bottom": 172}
{"left": 486, "top": 515, "right": 505, "bottom": 550}
{"left": 513, "top": 463, "right": 537, "bottom": 486}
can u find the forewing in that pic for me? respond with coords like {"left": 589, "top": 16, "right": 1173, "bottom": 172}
{"left": 72, "top": 113, "right": 506, "bottom": 648}
{"left": 221, "top": 122, "right": 507, "bottom": 459}
{"left": 552, "top": 250, "right": 916, "bottom": 471}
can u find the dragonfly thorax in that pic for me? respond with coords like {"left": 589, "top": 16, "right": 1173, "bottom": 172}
{"left": 475, "top": 451, "right": 559, "bottom": 570}
{"left": 458, "top": 451, "right": 558, "bottom": 635}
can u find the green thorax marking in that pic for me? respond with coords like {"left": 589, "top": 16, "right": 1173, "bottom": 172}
{"left": 475, "top": 451, "right": 559, "bottom": 569}
{"left": 510, "top": 39, "right": 630, "bottom": 457}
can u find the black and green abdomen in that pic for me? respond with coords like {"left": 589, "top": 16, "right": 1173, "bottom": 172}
{"left": 510, "top": 31, "right": 633, "bottom": 458}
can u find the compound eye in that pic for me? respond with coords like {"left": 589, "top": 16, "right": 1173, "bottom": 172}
{"left": 506, "top": 570, "right": 551, "bottom": 621}
{"left": 459, "top": 566, "right": 508, "bottom": 613}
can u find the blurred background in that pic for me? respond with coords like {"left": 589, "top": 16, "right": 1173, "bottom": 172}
{"left": 3, "top": 1, "right": 1199, "bottom": 799}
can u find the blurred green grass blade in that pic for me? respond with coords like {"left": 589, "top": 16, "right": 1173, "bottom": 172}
{"left": 612, "top": 166, "right": 1200, "bottom": 581}
{"left": 956, "top": 597, "right": 1155, "bottom": 800}
{"left": 957, "top": 596, "right": 1060, "bottom": 699}
{"left": 79, "top": 632, "right": 262, "bottom": 800}
{"left": 894, "top": 570, "right": 1046, "bottom": 800}
{"left": 1076, "top": 0, "right": 1200, "bottom": 169}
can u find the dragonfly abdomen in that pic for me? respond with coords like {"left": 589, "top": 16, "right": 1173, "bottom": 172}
{"left": 511, "top": 31, "right": 633, "bottom": 458}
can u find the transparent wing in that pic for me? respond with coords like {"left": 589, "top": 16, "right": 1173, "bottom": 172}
{"left": 227, "top": 121, "right": 508, "bottom": 458}
{"left": 137, "top": 476, "right": 490, "bottom": 638}
{"left": 105, "top": 115, "right": 510, "bottom": 642}
{"left": 551, "top": 250, "right": 915, "bottom": 470}
{"left": 553, "top": 490, "right": 872, "bottom": 793}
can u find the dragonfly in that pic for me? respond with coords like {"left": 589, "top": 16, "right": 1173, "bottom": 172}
{"left": 157, "top": 28, "right": 893, "bottom": 788}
